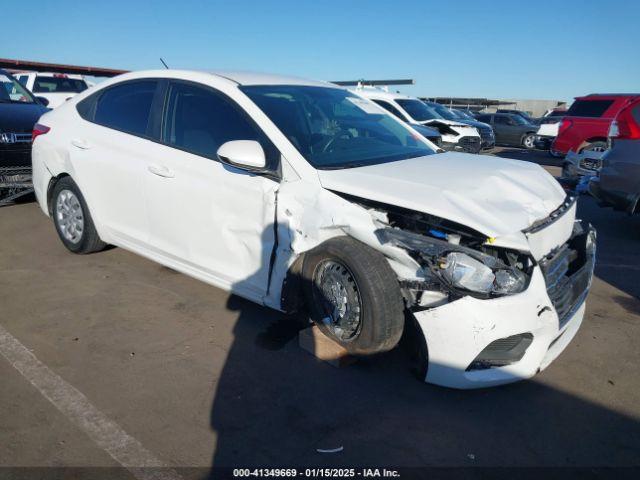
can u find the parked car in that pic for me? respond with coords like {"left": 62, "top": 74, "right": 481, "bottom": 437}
{"left": 0, "top": 69, "right": 49, "bottom": 204}
{"left": 475, "top": 113, "right": 538, "bottom": 149}
{"left": 353, "top": 88, "right": 482, "bottom": 153}
{"left": 406, "top": 123, "right": 443, "bottom": 149}
{"left": 551, "top": 94, "right": 640, "bottom": 157}
{"left": 32, "top": 70, "right": 595, "bottom": 389}
{"left": 14, "top": 72, "right": 89, "bottom": 108}
{"left": 429, "top": 104, "right": 495, "bottom": 150}
{"left": 589, "top": 97, "right": 640, "bottom": 214}
{"left": 496, "top": 109, "right": 536, "bottom": 124}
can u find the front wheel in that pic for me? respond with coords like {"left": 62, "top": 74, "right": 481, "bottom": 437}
{"left": 301, "top": 237, "right": 405, "bottom": 355}
{"left": 522, "top": 133, "right": 536, "bottom": 149}
{"left": 52, "top": 176, "right": 106, "bottom": 254}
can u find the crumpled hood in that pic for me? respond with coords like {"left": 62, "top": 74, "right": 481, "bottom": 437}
{"left": 317, "top": 152, "right": 567, "bottom": 238}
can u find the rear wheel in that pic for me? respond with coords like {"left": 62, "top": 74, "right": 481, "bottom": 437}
{"left": 52, "top": 177, "right": 106, "bottom": 254}
{"left": 522, "top": 133, "right": 536, "bottom": 149}
{"left": 302, "top": 237, "right": 405, "bottom": 355}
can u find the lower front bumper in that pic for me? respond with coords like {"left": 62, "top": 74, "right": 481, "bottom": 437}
{"left": 413, "top": 270, "right": 587, "bottom": 389}
{"left": 412, "top": 224, "right": 595, "bottom": 389}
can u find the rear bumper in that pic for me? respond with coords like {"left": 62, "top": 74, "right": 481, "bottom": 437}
{"left": 413, "top": 226, "right": 595, "bottom": 389}
{"left": 535, "top": 135, "right": 554, "bottom": 150}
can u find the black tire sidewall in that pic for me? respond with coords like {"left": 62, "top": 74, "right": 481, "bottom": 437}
{"left": 51, "top": 178, "right": 95, "bottom": 253}
{"left": 302, "top": 237, "right": 404, "bottom": 355}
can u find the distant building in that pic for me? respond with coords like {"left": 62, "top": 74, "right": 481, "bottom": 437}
{"left": 424, "top": 97, "right": 567, "bottom": 117}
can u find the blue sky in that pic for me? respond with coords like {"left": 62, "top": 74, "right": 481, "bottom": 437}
{"left": 3, "top": 0, "right": 638, "bottom": 102}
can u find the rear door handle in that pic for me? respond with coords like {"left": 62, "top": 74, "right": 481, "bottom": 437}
{"left": 71, "top": 139, "right": 91, "bottom": 150}
{"left": 148, "top": 164, "right": 175, "bottom": 178}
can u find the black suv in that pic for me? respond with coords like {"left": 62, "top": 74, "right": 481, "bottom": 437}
{"left": 475, "top": 112, "right": 538, "bottom": 149}
{"left": 1, "top": 69, "right": 49, "bottom": 168}
{"left": 1, "top": 69, "right": 49, "bottom": 205}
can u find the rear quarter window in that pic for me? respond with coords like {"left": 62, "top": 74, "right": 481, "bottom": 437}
{"left": 89, "top": 80, "right": 158, "bottom": 137}
{"left": 566, "top": 99, "right": 614, "bottom": 117}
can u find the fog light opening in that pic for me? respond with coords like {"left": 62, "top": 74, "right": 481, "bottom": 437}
{"left": 466, "top": 333, "right": 534, "bottom": 371}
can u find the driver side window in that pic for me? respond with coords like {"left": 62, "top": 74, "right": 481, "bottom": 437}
{"left": 163, "top": 82, "right": 270, "bottom": 163}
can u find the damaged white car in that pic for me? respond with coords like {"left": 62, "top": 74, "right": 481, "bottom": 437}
{"left": 31, "top": 70, "right": 596, "bottom": 389}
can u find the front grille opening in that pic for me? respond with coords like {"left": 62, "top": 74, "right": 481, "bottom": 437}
{"left": 540, "top": 227, "right": 594, "bottom": 328}
{"left": 466, "top": 333, "right": 533, "bottom": 371}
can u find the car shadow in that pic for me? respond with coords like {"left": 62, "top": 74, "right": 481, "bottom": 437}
{"left": 206, "top": 222, "right": 640, "bottom": 474}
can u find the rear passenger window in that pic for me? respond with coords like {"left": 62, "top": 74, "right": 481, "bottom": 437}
{"left": 93, "top": 81, "right": 157, "bottom": 136}
{"left": 162, "top": 82, "right": 261, "bottom": 160}
{"left": 476, "top": 115, "right": 491, "bottom": 123}
{"left": 566, "top": 100, "right": 614, "bottom": 117}
{"left": 494, "top": 116, "right": 509, "bottom": 124}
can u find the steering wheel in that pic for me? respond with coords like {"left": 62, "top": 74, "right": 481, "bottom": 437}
{"left": 320, "top": 129, "right": 355, "bottom": 153}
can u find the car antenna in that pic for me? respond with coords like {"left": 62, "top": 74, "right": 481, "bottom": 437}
{"left": 160, "top": 58, "right": 169, "bottom": 69}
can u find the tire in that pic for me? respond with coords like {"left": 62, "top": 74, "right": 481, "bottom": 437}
{"left": 581, "top": 141, "right": 608, "bottom": 153}
{"left": 51, "top": 176, "right": 106, "bottom": 254}
{"left": 522, "top": 133, "right": 536, "bottom": 149}
{"left": 301, "top": 236, "right": 405, "bottom": 355}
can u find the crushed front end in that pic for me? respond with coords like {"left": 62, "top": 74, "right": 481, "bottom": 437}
{"left": 372, "top": 196, "right": 595, "bottom": 388}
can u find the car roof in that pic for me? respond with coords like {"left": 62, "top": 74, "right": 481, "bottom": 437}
{"left": 352, "top": 87, "right": 415, "bottom": 101}
{"left": 12, "top": 71, "right": 86, "bottom": 79}
{"left": 577, "top": 93, "right": 640, "bottom": 99}
{"left": 112, "top": 69, "right": 336, "bottom": 88}
{"left": 208, "top": 70, "right": 334, "bottom": 87}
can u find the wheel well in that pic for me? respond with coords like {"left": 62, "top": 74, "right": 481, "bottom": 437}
{"left": 46, "top": 173, "right": 70, "bottom": 216}
{"left": 280, "top": 253, "right": 306, "bottom": 313}
{"left": 585, "top": 137, "right": 608, "bottom": 145}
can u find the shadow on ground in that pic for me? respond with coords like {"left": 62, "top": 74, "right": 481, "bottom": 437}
{"left": 208, "top": 203, "right": 640, "bottom": 470}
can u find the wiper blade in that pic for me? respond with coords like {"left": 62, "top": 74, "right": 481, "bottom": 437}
{"left": 320, "top": 163, "right": 368, "bottom": 170}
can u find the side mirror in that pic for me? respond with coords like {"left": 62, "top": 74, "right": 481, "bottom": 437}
{"left": 35, "top": 96, "right": 49, "bottom": 107}
{"left": 217, "top": 140, "right": 267, "bottom": 171}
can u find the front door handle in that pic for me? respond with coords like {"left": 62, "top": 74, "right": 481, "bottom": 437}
{"left": 148, "top": 164, "right": 175, "bottom": 178}
{"left": 71, "top": 139, "right": 91, "bottom": 150}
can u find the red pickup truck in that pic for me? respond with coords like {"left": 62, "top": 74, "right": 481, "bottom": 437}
{"left": 552, "top": 94, "right": 640, "bottom": 156}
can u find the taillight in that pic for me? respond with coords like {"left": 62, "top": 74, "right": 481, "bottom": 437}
{"left": 613, "top": 102, "right": 640, "bottom": 140}
{"left": 32, "top": 123, "right": 50, "bottom": 142}
{"left": 558, "top": 119, "right": 573, "bottom": 135}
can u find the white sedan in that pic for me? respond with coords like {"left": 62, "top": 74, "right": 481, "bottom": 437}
{"left": 31, "top": 70, "right": 595, "bottom": 388}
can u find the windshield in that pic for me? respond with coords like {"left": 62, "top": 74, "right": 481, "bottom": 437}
{"left": 33, "top": 76, "right": 88, "bottom": 93}
{"left": 430, "top": 103, "right": 460, "bottom": 121}
{"left": 455, "top": 110, "right": 475, "bottom": 120}
{"left": 395, "top": 99, "right": 444, "bottom": 122}
{"left": 511, "top": 115, "right": 529, "bottom": 125}
{"left": 241, "top": 85, "right": 434, "bottom": 170}
{"left": 0, "top": 73, "right": 35, "bottom": 103}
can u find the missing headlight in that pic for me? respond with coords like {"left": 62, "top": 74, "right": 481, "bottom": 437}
{"left": 376, "top": 228, "right": 531, "bottom": 298}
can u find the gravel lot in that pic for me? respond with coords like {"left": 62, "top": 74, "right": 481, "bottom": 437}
{"left": 1, "top": 148, "right": 639, "bottom": 473}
